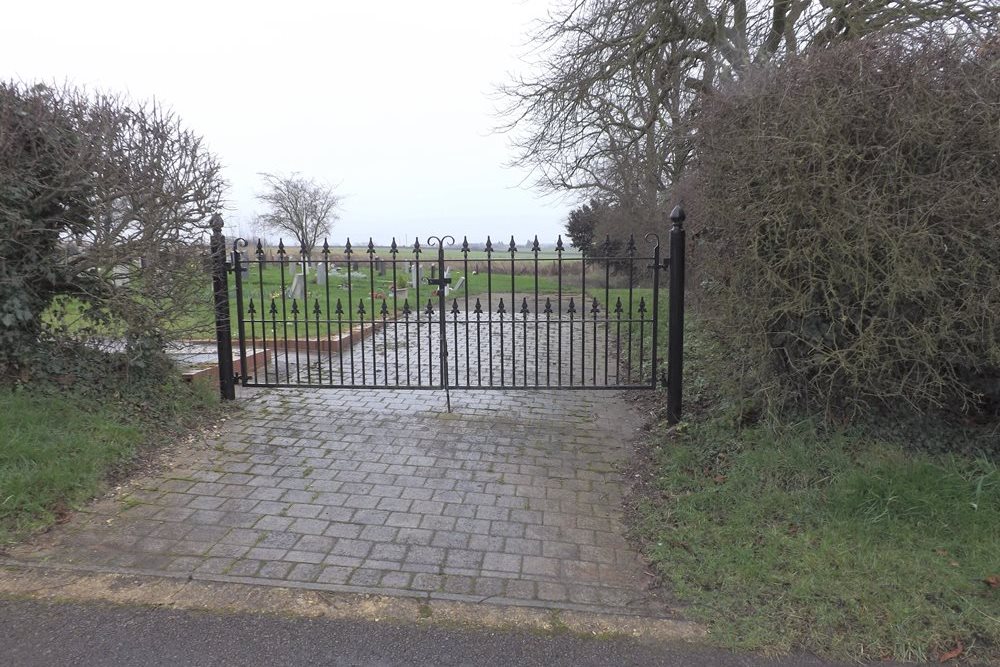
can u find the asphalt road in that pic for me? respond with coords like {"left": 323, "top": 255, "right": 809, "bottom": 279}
{"left": 0, "top": 598, "right": 850, "bottom": 667}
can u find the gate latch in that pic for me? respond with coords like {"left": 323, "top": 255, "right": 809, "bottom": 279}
{"left": 426, "top": 276, "right": 452, "bottom": 287}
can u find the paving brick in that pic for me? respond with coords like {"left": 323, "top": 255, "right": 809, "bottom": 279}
{"left": 379, "top": 571, "right": 413, "bottom": 589}
{"left": 358, "top": 525, "right": 398, "bottom": 542}
{"left": 348, "top": 568, "right": 384, "bottom": 587}
{"left": 294, "top": 535, "right": 336, "bottom": 553}
{"left": 482, "top": 553, "right": 521, "bottom": 573}
{"left": 405, "top": 546, "right": 446, "bottom": 566}
{"left": 323, "top": 523, "right": 362, "bottom": 539}
{"left": 330, "top": 539, "right": 373, "bottom": 558}
{"left": 288, "top": 518, "right": 329, "bottom": 535}
{"left": 288, "top": 563, "right": 323, "bottom": 582}
{"left": 286, "top": 503, "right": 323, "bottom": 518}
{"left": 10, "top": 388, "right": 670, "bottom": 618}
{"left": 504, "top": 579, "right": 537, "bottom": 600}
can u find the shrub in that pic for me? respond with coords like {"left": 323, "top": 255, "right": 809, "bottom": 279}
{"left": 0, "top": 82, "right": 224, "bottom": 377}
{"left": 685, "top": 36, "right": 1000, "bottom": 416}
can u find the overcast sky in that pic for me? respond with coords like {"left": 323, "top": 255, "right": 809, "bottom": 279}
{"left": 1, "top": 0, "right": 573, "bottom": 246}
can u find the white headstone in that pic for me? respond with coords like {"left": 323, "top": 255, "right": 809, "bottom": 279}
{"left": 448, "top": 275, "right": 465, "bottom": 297}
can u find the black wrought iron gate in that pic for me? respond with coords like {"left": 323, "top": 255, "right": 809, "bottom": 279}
{"left": 211, "top": 207, "right": 687, "bottom": 421}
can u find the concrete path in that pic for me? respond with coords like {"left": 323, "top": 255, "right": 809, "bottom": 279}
{"left": 9, "top": 388, "right": 671, "bottom": 617}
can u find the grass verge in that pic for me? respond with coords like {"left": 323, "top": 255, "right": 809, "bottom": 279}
{"left": 0, "top": 374, "right": 220, "bottom": 544}
{"left": 631, "top": 321, "right": 1000, "bottom": 663}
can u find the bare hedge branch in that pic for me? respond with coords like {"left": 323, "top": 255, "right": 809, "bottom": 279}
{"left": 685, "top": 35, "right": 1000, "bottom": 416}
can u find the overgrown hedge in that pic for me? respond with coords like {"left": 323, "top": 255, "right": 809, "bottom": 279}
{"left": 685, "top": 36, "right": 1000, "bottom": 416}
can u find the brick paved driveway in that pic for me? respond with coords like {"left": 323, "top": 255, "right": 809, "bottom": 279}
{"left": 9, "top": 389, "right": 670, "bottom": 616}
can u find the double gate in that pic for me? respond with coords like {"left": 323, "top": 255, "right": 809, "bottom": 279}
{"left": 210, "top": 208, "right": 686, "bottom": 421}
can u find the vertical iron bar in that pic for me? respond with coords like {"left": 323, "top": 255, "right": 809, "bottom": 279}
{"left": 580, "top": 248, "right": 586, "bottom": 385}
{"left": 556, "top": 237, "right": 563, "bottom": 387}
{"left": 650, "top": 237, "right": 662, "bottom": 390}
{"left": 359, "top": 299, "right": 367, "bottom": 385}
{"left": 592, "top": 298, "right": 598, "bottom": 386}
{"left": 391, "top": 240, "right": 400, "bottom": 385}
{"left": 627, "top": 237, "right": 635, "bottom": 384}
{"left": 532, "top": 237, "right": 539, "bottom": 386}
{"left": 368, "top": 240, "right": 377, "bottom": 382}
{"left": 667, "top": 206, "right": 686, "bottom": 424}
{"left": 345, "top": 240, "right": 356, "bottom": 384}
{"left": 292, "top": 297, "right": 309, "bottom": 384}
{"left": 486, "top": 238, "right": 493, "bottom": 386}
{"left": 498, "top": 299, "right": 505, "bottom": 388}
{"left": 544, "top": 298, "right": 551, "bottom": 386}
{"left": 210, "top": 215, "right": 235, "bottom": 400}
{"left": 509, "top": 237, "right": 516, "bottom": 387}
{"left": 437, "top": 242, "right": 448, "bottom": 394}
{"left": 638, "top": 298, "right": 646, "bottom": 385}
{"left": 232, "top": 241, "right": 247, "bottom": 386}
{"left": 603, "top": 236, "right": 610, "bottom": 385}
{"left": 462, "top": 237, "right": 471, "bottom": 387}
{"left": 323, "top": 241, "right": 333, "bottom": 383}
{"left": 300, "top": 249, "right": 311, "bottom": 384}
{"left": 475, "top": 299, "right": 483, "bottom": 386}
{"left": 314, "top": 300, "right": 323, "bottom": 384}
{"left": 292, "top": 299, "right": 301, "bottom": 384}
{"left": 426, "top": 298, "right": 435, "bottom": 386}
{"left": 568, "top": 298, "right": 575, "bottom": 387}
{"left": 615, "top": 298, "right": 623, "bottom": 385}
{"left": 452, "top": 300, "right": 459, "bottom": 385}
{"left": 381, "top": 300, "right": 389, "bottom": 386}
{"left": 270, "top": 299, "right": 279, "bottom": 381}
{"left": 336, "top": 299, "right": 345, "bottom": 384}
{"left": 521, "top": 298, "right": 528, "bottom": 385}
{"left": 256, "top": 243, "right": 268, "bottom": 384}
{"left": 248, "top": 299, "right": 257, "bottom": 384}
{"left": 414, "top": 242, "right": 422, "bottom": 386}
{"left": 404, "top": 300, "right": 412, "bottom": 386}
{"left": 278, "top": 240, "right": 289, "bottom": 382}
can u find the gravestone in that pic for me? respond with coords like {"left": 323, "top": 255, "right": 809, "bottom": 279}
{"left": 409, "top": 262, "right": 423, "bottom": 287}
{"left": 448, "top": 274, "right": 465, "bottom": 297}
{"left": 286, "top": 273, "right": 305, "bottom": 300}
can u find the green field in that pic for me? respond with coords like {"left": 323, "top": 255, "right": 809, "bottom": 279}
{"left": 42, "top": 256, "right": 659, "bottom": 342}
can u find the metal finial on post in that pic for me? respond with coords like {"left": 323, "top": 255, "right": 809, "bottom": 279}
{"left": 669, "top": 204, "right": 686, "bottom": 226}
{"left": 666, "top": 204, "right": 686, "bottom": 424}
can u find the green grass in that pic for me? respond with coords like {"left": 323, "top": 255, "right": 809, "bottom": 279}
{"left": 44, "top": 255, "right": 655, "bottom": 343}
{"left": 633, "top": 322, "right": 1000, "bottom": 663}
{"left": 0, "top": 378, "right": 219, "bottom": 544}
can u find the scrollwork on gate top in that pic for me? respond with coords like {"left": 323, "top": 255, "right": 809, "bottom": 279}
{"left": 427, "top": 235, "right": 456, "bottom": 248}
{"left": 643, "top": 232, "right": 660, "bottom": 249}
{"left": 232, "top": 238, "right": 249, "bottom": 267}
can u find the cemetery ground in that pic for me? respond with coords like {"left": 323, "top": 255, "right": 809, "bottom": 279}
{"left": 1, "top": 305, "right": 997, "bottom": 664}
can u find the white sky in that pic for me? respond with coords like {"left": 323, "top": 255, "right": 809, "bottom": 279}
{"left": 0, "top": 0, "right": 572, "bottom": 246}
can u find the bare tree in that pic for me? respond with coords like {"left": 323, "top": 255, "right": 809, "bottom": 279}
{"left": 499, "top": 0, "right": 999, "bottom": 225}
{"left": 1, "top": 82, "right": 225, "bottom": 366}
{"left": 256, "top": 173, "right": 341, "bottom": 257}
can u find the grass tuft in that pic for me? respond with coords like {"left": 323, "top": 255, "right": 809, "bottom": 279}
{"left": 632, "top": 319, "right": 1000, "bottom": 663}
{"left": 0, "top": 375, "right": 220, "bottom": 544}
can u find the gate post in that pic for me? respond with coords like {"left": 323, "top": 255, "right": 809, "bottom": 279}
{"left": 666, "top": 205, "right": 686, "bottom": 424}
{"left": 210, "top": 214, "right": 236, "bottom": 400}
